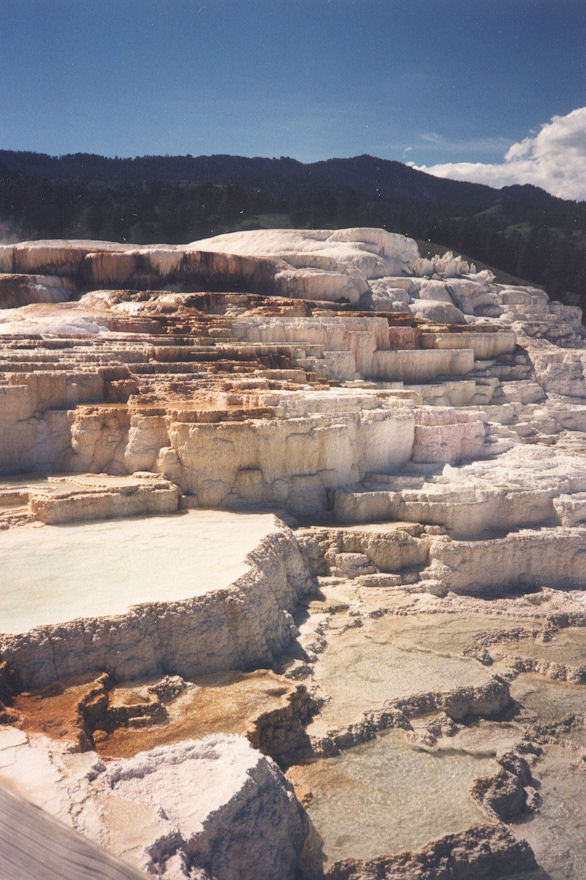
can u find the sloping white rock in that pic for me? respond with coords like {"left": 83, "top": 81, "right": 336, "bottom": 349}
{"left": 528, "top": 344, "right": 586, "bottom": 398}
{"left": 409, "top": 298, "right": 467, "bottom": 324}
{"left": 101, "top": 736, "right": 308, "bottom": 880}
{"left": 189, "top": 228, "right": 420, "bottom": 304}
{"left": 189, "top": 228, "right": 419, "bottom": 274}
{"left": 334, "top": 444, "right": 586, "bottom": 538}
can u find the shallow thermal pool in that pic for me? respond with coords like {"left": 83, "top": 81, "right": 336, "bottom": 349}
{"left": 508, "top": 674, "right": 586, "bottom": 880}
{"left": 510, "top": 673, "right": 586, "bottom": 726}
{"left": 288, "top": 728, "right": 496, "bottom": 865}
{"left": 0, "top": 510, "right": 277, "bottom": 634}
{"left": 510, "top": 743, "right": 586, "bottom": 880}
{"left": 502, "top": 626, "right": 586, "bottom": 668}
{"left": 308, "top": 614, "right": 496, "bottom": 732}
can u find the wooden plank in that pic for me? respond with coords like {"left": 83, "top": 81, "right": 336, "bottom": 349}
{"left": 0, "top": 785, "right": 150, "bottom": 880}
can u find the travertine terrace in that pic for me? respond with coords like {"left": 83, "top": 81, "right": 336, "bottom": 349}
{"left": 0, "top": 228, "right": 584, "bottom": 880}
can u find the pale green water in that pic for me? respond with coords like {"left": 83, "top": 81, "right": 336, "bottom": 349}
{"left": 0, "top": 510, "right": 276, "bottom": 633}
{"left": 289, "top": 729, "right": 496, "bottom": 864}
{"left": 506, "top": 627, "right": 586, "bottom": 667}
{"left": 309, "top": 614, "right": 495, "bottom": 730}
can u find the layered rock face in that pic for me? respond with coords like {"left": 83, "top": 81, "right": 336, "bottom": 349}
{"left": 0, "top": 227, "right": 585, "bottom": 880}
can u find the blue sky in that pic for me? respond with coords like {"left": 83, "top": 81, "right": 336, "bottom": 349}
{"left": 1, "top": 0, "right": 585, "bottom": 197}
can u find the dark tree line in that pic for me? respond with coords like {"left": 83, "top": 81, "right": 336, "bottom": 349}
{"left": 0, "top": 169, "right": 287, "bottom": 244}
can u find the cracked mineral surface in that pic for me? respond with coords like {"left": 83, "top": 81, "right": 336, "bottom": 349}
{"left": 0, "top": 228, "right": 584, "bottom": 880}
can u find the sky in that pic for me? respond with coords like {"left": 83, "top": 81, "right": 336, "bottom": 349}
{"left": 1, "top": 0, "right": 585, "bottom": 199}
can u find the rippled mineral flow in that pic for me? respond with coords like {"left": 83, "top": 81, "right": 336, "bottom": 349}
{"left": 0, "top": 228, "right": 584, "bottom": 880}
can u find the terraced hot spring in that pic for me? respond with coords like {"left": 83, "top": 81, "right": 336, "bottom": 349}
{"left": 0, "top": 510, "right": 277, "bottom": 633}
{"left": 287, "top": 728, "right": 497, "bottom": 866}
{"left": 306, "top": 613, "right": 506, "bottom": 734}
{"left": 499, "top": 626, "right": 586, "bottom": 667}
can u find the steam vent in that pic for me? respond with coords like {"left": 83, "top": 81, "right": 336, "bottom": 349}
{"left": 0, "top": 228, "right": 584, "bottom": 880}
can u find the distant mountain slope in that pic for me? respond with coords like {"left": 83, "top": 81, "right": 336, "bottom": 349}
{"left": 0, "top": 150, "right": 502, "bottom": 208}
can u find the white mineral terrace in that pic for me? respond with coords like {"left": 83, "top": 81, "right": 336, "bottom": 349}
{"left": 0, "top": 228, "right": 584, "bottom": 880}
{"left": 0, "top": 510, "right": 277, "bottom": 634}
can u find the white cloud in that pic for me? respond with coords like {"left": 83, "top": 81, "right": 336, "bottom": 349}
{"left": 409, "top": 108, "right": 586, "bottom": 201}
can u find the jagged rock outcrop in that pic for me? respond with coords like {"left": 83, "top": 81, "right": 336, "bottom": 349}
{"left": 323, "top": 825, "right": 538, "bottom": 880}
{"left": 102, "top": 736, "right": 308, "bottom": 880}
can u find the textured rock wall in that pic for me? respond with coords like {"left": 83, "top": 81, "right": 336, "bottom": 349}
{"left": 428, "top": 526, "right": 586, "bottom": 594}
{"left": 0, "top": 274, "right": 75, "bottom": 309}
{"left": 0, "top": 240, "right": 281, "bottom": 295}
{"left": 528, "top": 345, "right": 586, "bottom": 398}
{"left": 163, "top": 406, "right": 415, "bottom": 512}
{"left": 46, "top": 402, "right": 416, "bottom": 513}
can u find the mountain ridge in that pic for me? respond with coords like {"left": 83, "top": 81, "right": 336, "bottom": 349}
{"left": 0, "top": 149, "right": 541, "bottom": 207}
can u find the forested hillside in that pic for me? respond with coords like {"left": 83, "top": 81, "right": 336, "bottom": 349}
{"left": 0, "top": 150, "right": 584, "bottom": 314}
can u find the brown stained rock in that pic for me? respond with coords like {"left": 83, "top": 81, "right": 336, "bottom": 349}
{"left": 0, "top": 662, "right": 22, "bottom": 725}
{"left": 245, "top": 682, "right": 318, "bottom": 768}
{"left": 0, "top": 274, "right": 75, "bottom": 309}
{"left": 12, "top": 673, "right": 110, "bottom": 750}
{"left": 93, "top": 670, "right": 313, "bottom": 766}
{"left": 10, "top": 670, "right": 190, "bottom": 754}
{"left": 471, "top": 752, "right": 536, "bottom": 821}
{"left": 0, "top": 660, "right": 18, "bottom": 705}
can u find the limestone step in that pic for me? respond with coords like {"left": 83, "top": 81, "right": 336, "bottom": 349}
{"left": 330, "top": 552, "right": 378, "bottom": 578}
{"left": 369, "top": 348, "right": 475, "bottom": 382}
{"left": 492, "top": 381, "right": 546, "bottom": 405}
{"left": 335, "top": 445, "right": 582, "bottom": 537}
{"left": 427, "top": 525, "right": 586, "bottom": 594}
{"left": 0, "top": 473, "right": 180, "bottom": 526}
{"left": 419, "top": 329, "right": 515, "bottom": 359}
{"left": 333, "top": 481, "right": 560, "bottom": 538}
